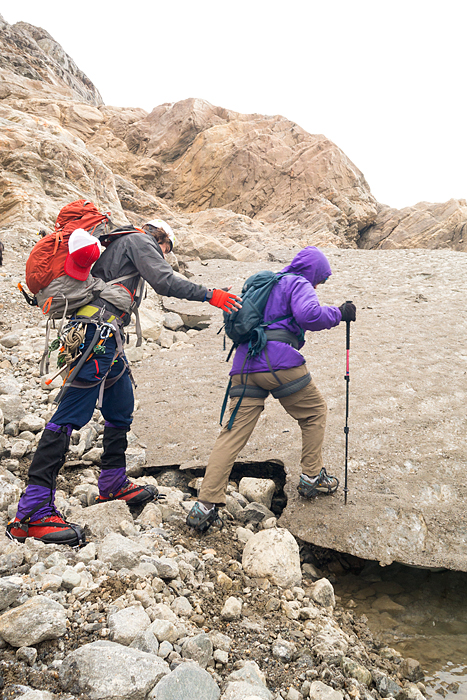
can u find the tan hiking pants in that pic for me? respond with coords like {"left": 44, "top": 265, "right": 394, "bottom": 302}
{"left": 198, "top": 364, "right": 327, "bottom": 505}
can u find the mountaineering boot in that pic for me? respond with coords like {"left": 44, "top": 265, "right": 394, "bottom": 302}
{"left": 297, "top": 468, "right": 339, "bottom": 499}
{"left": 6, "top": 514, "right": 86, "bottom": 547}
{"left": 95, "top": 478, "right": 158, "bottom": 507}
{"left": 186, "top": 501, "right": 223, "bottom": 533}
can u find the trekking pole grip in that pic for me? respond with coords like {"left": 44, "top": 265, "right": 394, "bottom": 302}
{"left": 345, "top": 300, "right": 352, "bottom": 376}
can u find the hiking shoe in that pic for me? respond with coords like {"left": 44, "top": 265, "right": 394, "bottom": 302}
{"left": 297, "top": 468, "right": 339, "bottom": 499}
{"left": 186, "top": 501, "right": 223, "bottom": 533}
{"left": 95, "top": 480, "right": 158, "bottom": 507}
{"left": 6, "top": 515, "right": 86, "bottom": 547}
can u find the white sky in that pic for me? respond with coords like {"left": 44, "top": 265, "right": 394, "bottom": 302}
{"left": 1, "top": 0, "right": 466, "bottom": 210}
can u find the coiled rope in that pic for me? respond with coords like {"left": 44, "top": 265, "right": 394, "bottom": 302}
{"left": 57, "top": 324, "right": 86, "bottom": 368}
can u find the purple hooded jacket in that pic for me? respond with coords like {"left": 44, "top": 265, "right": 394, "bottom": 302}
{"left": 230, "top": 247, "right": 342, "bottom": 375}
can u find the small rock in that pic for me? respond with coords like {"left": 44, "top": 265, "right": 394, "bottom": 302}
{"left": 241, "top": 501, "right": 275, "bottom": 524}
{"left": 108, "top": 605, "right": 151, "bottom": 645}
{"left": 308, "top": 681, "right": 344, "bottom": 700}
{"left": 139, "top": 502, "right": 163, "bottom": 527}
{"left": 61, "top": 568, "right": 82, "bottom": 590}
{"left": 16, "top": 646, "right": 38, "bottom": 666}
{"left": 220, "top": 596, "right": 242, "bottom": 621}
{"left": 10, "top": 439, "right": 30, "bottom": 459}
{"left": 217, "top": 571, "right": 233, "bottom": 589}
{"left": 171, "top": 596, "right": 193, "bottom": 617}
{"left": 398, "top": 684, "right": 425, "bottom": 700}
{"left": 130, "top": 628, "right": 160, "bottom": 655}
{"left": 224, "top": 661, "right": 272, "bottom": 700}
{"left": 149, "top": 618, "right": 178, "bottom": 643}
{"left": 209, "top": 630, "right": 232, "bottom": 652}
{"left": 236, "top": 526, "right": 254, "bottom": 544}
{"left": 375, "top": 674, "right": 403, "bottom": 698}
{"left": 341, "top": 657, "right": 372, "bottom": 686}
{"left": 0, "top": 575, "right": 22, "bottom": 610}
{"left": 0, "top": 396, "right": 25, "bottom": 423}
{"left": 18, "top": 415, "right": 46, "bottom": 433}
{"left": 0, "top": 374, "right": 21, "bottom": 395}
{"left": 0, "top": 333, "right": 20, "bottom": 348}
{"left": 400, "top": 658, "right": 424, "bottom": 682}
{"left": 154, "top": 557, "right": 179, "bottom": 580}
{"left": 82, "top": 447, "right": 103, "bottom": 464}
{"left": 213, "top": 648, "right": 229, "bottom": 665}
{"left": 157, "top": 640, "right": 173, "bottom": 659}
{"left": 309, "top": 578, "right": 335, "bottom": 608}
{"left": 272, "top": 637, "right": 297, "bottom": 663}
{"left": 181, "top": 632, "right": 213, "bottom": 668}
{"left": 163, "top": 312, "right": 184, "bottom": 331}
{"left": 75, "top": 542, "right": 97, "bottom": 564}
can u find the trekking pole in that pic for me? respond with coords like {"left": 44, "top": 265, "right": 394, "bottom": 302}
{"left": 344, "top": 301, "right": 352, "bottom": 505}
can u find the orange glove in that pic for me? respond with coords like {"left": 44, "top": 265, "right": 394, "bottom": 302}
{"left": 208, "top": 289, "right": 239, "bottom": 313}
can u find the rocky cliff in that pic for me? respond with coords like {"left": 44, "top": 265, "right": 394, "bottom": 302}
{"left": 0, "top": 14, "right": 465, "bottom": 264}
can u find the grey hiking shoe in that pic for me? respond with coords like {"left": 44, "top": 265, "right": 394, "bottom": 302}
{"left": 186, "top": 501, "right": 223, "bottom": 533}
{"left": 297, "top": 468, "right": 339, "bottom": 498}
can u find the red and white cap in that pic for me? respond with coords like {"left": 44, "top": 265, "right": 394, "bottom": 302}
{"left": 145, "top": 219, "right": 175, "bottom": 251}
{"left": 64, "top": 229, "right": 101, "bottom": 281}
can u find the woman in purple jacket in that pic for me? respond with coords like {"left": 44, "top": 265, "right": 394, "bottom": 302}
{"left": 187, "top": 246, "right": 356, "bottom": 532}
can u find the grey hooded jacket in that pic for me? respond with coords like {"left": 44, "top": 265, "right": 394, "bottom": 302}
{"left": 91, "top": 231, "right": 208, "bottom": 323}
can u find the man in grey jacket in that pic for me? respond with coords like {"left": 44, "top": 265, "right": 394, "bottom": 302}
{"left": 7, "top": 220, "right": 240, "bottom": 547}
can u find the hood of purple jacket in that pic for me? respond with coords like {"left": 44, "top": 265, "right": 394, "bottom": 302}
{"left": 230, "top": 246, "right": 341, "bottom": 376}
{"left": 280, "top": 246, "right": 332, "bottom": 287}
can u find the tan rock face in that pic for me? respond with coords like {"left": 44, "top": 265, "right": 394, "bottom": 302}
{"left": 0, "top": 14, "right": 465, "bottom": 259}
{"left": 359, "top": 200, "right": 467, "bottom": 252}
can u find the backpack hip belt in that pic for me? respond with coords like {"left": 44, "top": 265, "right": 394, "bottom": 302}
{"left": 229, "top": 371, "right": 311, "bottom": 401}
{"left": 264, "top": 329, "right": 300, "bottom": 349}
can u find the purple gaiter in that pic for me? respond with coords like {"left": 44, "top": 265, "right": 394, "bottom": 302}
{"left": 16, "top": 485, "right": 55, "bottom": 522}
{"left": 98, "top": 468, "right": 127, "bottom": 498}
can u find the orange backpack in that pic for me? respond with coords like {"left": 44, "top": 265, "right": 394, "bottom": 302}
{"left": 26, "top": 200, "right": 110, "bottom": 295}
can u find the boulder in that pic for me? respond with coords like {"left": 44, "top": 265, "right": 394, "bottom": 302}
{"left": 0, "top": 596, "right": 67, "bottom": 647}
{"left": 97, "top": 532, "right": 150, "bottom": 570}
{"left": 149, "top": 662, "right": 220, "bottom": 700}
{"left": 242, "top": 528, "right": 301, "bottom": 588}
{"left": 108, "top": 605, "right": 151, "bottom": 645}
{"left": 59, "top": 640, "right": 170, "bottom": 700}
{"left": 73, "top": 501, "right": 133, "bottom": 540}
{"left": 239, "top": 477, "right": 276, "bottom": 508}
